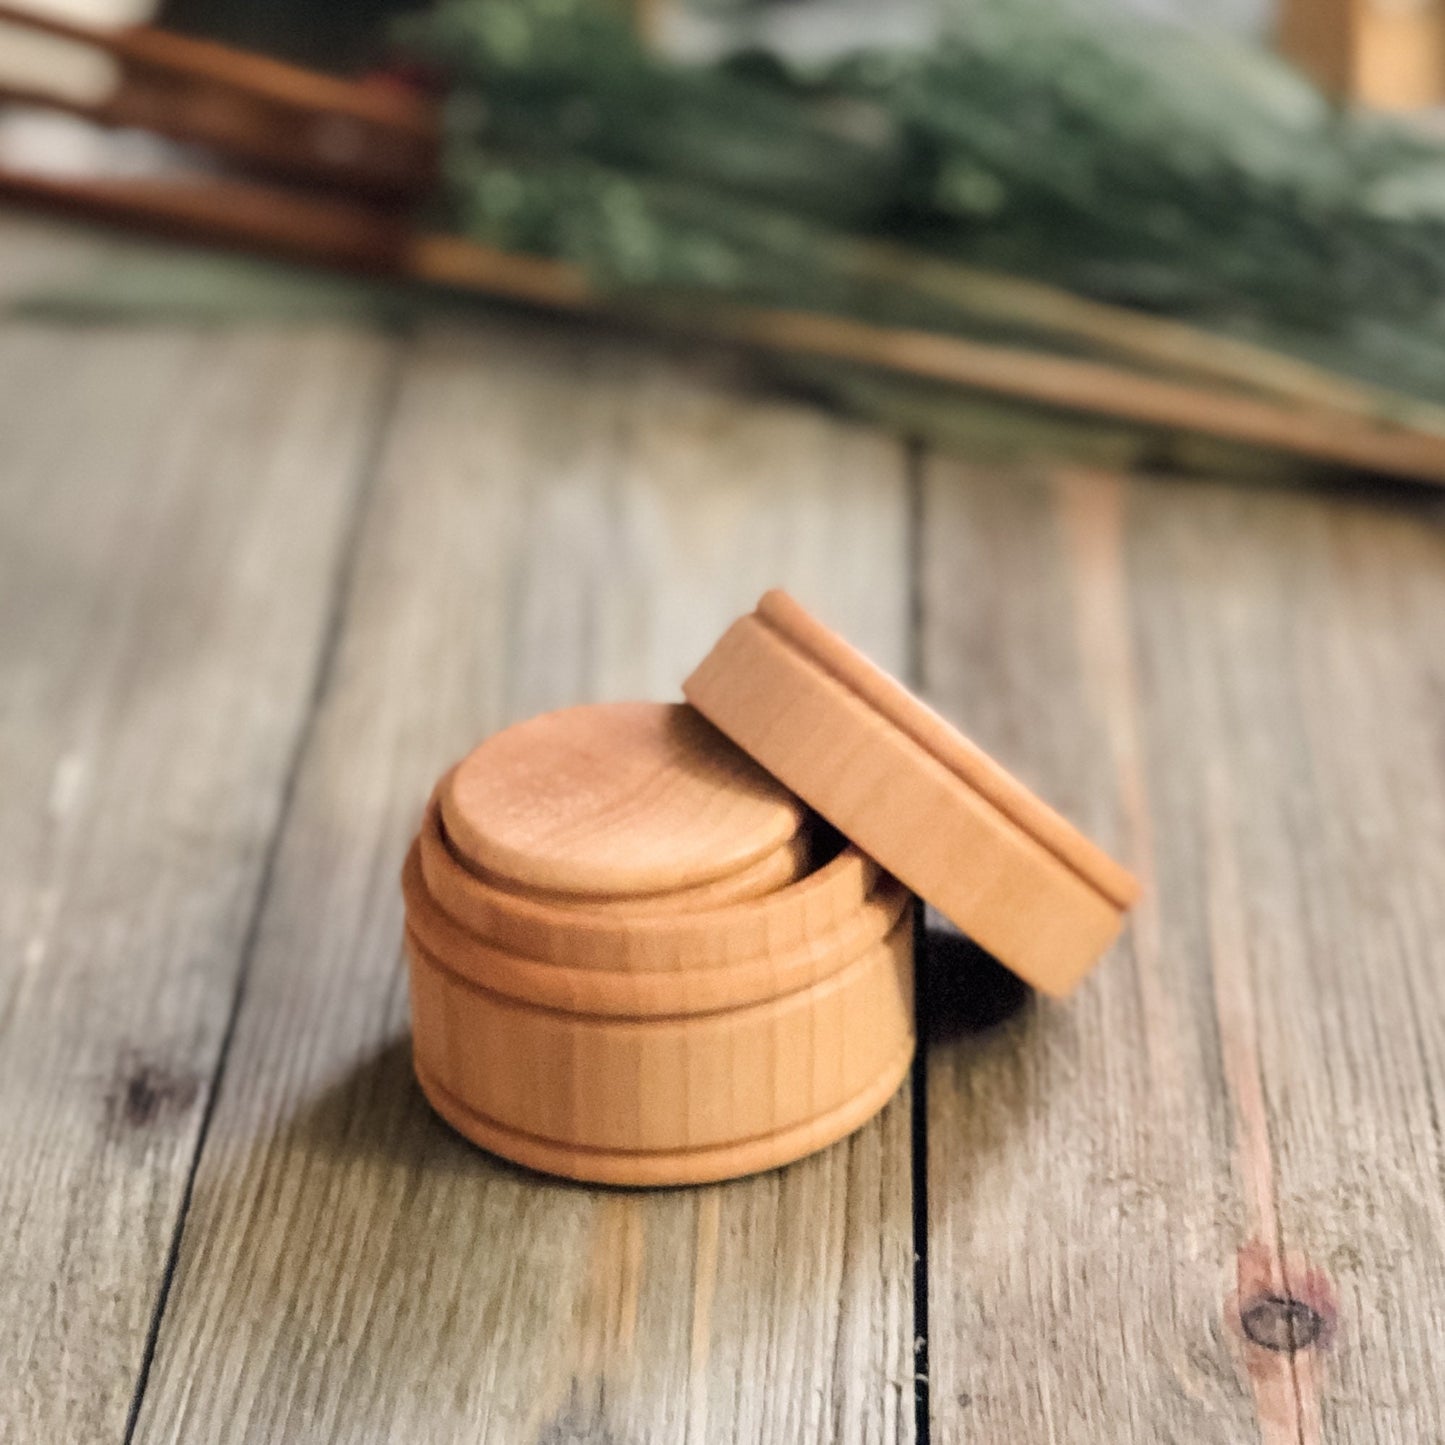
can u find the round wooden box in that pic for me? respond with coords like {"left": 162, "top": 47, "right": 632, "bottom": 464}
{"left": 404, "top": 703, "right": 915, "bottom": 1186}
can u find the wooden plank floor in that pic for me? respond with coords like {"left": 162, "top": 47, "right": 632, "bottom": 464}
{"left": 3, "top": 216, "right": 1445, "bottom": 1443}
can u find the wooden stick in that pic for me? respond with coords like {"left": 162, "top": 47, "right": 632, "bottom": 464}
{"left": 0, "top": 5, "right": 431, "bottom": 134}
{"left": 702, "top": 303, "right": 1445, "bottom": 485}
{"left": 412, "top": 231, "right": 596, "bottom": 310}
{"left": 411, "top": 237, "right": 1445, "bottom": 484}
{"left": 0, "top": 4, "right": 433, "bottom": 197}
{"left": 8, "top": 167, "right": 1445, "bottom": 485}
{"left": 0, "top": 173, "right": 407, "bottom": 271}
{"left": 859, "top": 242, "right": 1445, "bottom": 439}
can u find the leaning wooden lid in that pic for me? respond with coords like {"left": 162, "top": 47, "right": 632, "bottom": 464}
{"left": 683, "top": 590, "right": 1140, "bottom": 995}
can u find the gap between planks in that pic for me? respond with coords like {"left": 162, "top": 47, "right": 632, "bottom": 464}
{"left": 125, "top": 316, "right": 917, "bottom": 1445}
{"left": 903, "top": 439, "right": 933, "bottom": 1445}
{"left": 120, "top": 338, "right": 413, "bottom": 1443}
{"left": 919, "top": 459, "right": 1445, "bottom": 1445}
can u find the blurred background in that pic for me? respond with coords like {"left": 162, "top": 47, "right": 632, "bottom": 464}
{"left": 6, "top": 6, "right": 1445, "bottom": 1441}
{"left": 6, "top": 0, "right": 1445, "bottom": 488}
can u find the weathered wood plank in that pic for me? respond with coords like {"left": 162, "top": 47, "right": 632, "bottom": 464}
{"left": 0, "top": 321, "right": 396, "bottom": 1442}
{"left": 1120, "top": 476, "right": 1445, "bottom": 1442}
{"left": 920, "top": 462, "right": 1445, "bottom": 1443}
{"left": 916, "top": 460, "right": 1255, "bottom": 1443}
{"left": 131, "top": 320, "right": 916, "bottom": 1445}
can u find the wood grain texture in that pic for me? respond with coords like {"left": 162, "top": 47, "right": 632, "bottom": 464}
{"left": 129, "top": 319, "right": 916, "bottom": 1443}
{"left": 405, "top": 831, "right": 914, "bottom": 1184}
{"left": 407, "top": 903, "right": 914, "bottom": 1185}
{"left": 403, "top": 836, "right": 903, "bottom": 1016}
{"left": 441, "top": 701, "right": 806, "bottom": 896}
{"left": 685, "top": 588, "right": 1138, "bottom": 995}
{"left": 1122, "top": 472, "right": 1445, "bottom": 1443}
{"left": 416, "top": 791, "right": 885, "bottom": 970}
{"left": 920, "top": 460, "right": 1445, "bottom": 1443}
{"left": 469, "top": 826, "right": 816, "bottom": 915}
{"left": 0, "top": 319, "right": 396, "bottom": 1443}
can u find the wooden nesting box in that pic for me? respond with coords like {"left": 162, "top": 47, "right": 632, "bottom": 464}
{"left": 404, "top": 702, "right": 915, "bottom": 1186}
{"left": 404, "top": 595, "right": 1138, "bottom": 1187}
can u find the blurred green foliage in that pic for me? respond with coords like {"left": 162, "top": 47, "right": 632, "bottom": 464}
{"left": 404, "top": 0, "right": 1445, "bottom": 401}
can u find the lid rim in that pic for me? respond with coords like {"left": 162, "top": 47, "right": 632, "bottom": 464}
{"left": 685, "top": 592, "right": 1140, "bottom": 996}
{"left": 754, "top": 589, "right": 1139, "bottom": 910}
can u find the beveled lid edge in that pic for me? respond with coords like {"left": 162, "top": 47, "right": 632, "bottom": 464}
{"left": 753, "top": 589, "right": 1139, "bottom": 910}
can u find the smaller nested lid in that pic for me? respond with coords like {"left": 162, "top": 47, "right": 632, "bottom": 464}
{"left": 684, "top": 591, "right": 1141, "bottom": 996}
{"left": 441, "top": 701, "right": 807, "bottom": 899}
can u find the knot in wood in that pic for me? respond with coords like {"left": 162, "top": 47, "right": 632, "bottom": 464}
{"left": 1240, "top": 1294, "right": 1325, "bottom": 1353}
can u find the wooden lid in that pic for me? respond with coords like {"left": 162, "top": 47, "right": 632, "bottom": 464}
{"left": 683, "top": 590, "right": 1141, "bottom": 996}
{"left": 441, "top": 701, "right": 807, "bottom": 897}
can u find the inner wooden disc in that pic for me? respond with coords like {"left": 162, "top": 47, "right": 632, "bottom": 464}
{"left": 441, "top": 702, "right": 808, "bottom": 897}
{"left": 454, "top": 828, "right": 815, "bottom": 916}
